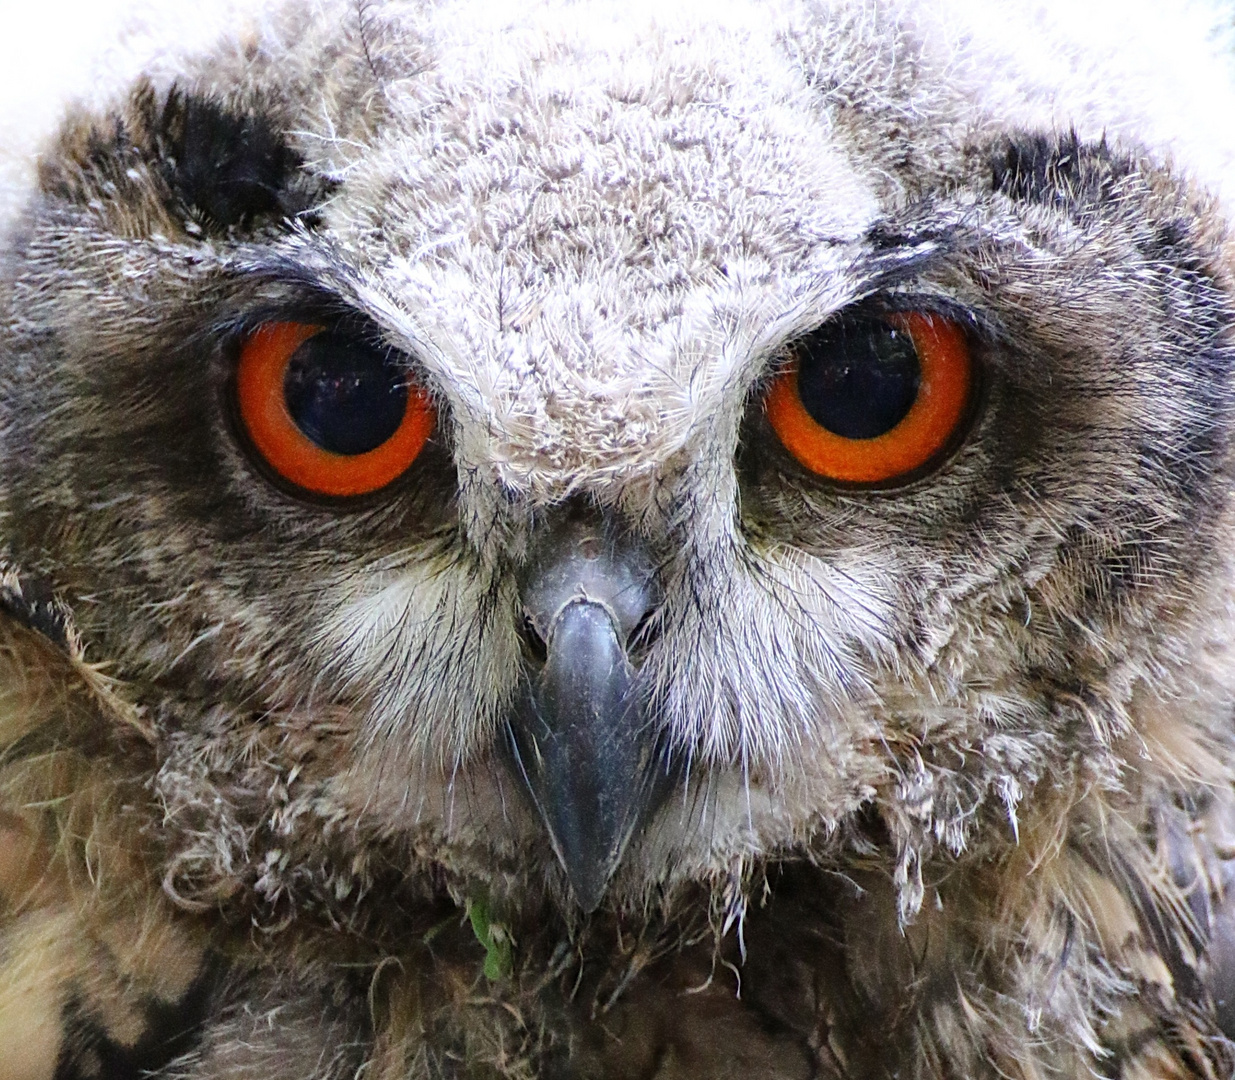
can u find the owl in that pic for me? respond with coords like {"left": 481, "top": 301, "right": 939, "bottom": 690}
{"left": 5, "top": 0, "right": 1235, "bottom": 1076}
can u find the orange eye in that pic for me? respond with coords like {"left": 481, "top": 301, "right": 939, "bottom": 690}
{"left": 764, "top": 312, "right": 973, "bottom": 484}
{"left": 235, "top": 321, "right": 435, "bottom": 497}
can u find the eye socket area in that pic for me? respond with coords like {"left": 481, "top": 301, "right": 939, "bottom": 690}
{"left": 764, "top": 311, "right": 973, "bottom": 484}
{"left": 235, "top": 321, "right": 436, "bottom": 498}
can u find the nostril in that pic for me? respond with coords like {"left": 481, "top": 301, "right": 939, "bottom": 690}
{"left": 518, "top": 610, "right": 549, "bottom": 665}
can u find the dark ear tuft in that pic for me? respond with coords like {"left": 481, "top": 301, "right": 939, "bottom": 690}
{"left": 153, "top": 85, "right": 334, "bottom": 234}
{"left": 991, "top": 131, "right": 1131, "bottom": 210}
{"left": 157, "top": 87, "right": 302, "bottom": 231}
{"left": 39, "top": 79, "right": 331, "bottom": 238}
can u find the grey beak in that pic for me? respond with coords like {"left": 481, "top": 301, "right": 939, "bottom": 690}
{"left": 505, "top": 511, "right": 671, "bottom": 911}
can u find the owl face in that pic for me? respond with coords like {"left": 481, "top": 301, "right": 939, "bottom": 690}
{"left": 2, "top": 0, "right": 1234, "bottom": 915}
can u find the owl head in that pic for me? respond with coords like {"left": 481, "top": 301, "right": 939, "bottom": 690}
{"left": 3, "top": 0, "right": 1235, "bottom": 923}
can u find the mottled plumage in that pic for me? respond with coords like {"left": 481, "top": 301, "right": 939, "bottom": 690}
{"left": 4, "top": 1, "right": 1235, "bottom": 1076}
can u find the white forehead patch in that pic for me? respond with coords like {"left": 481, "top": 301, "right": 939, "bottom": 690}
{"left": 312, "top": 0, "right": 879, "bottom": 494}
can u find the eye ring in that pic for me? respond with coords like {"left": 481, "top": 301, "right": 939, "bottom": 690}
{"left": 235, "top": 321, "right": 436, "bottom": 497}
{"left": 764, "top": 312, "right": 973, "bottom": 484}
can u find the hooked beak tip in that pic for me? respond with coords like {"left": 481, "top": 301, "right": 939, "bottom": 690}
{"left": 505, "top": 598, "right": 672, "bottom": 911}
{"left": 504, "top": 505, "right": 675, "bottom": 910}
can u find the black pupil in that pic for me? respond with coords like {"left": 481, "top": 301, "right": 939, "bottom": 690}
{"left": 795, "top": 318, "right": 920, "bottom": 439}
{"left": 283, "top": 332, "right": 408, "bottom": 455}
